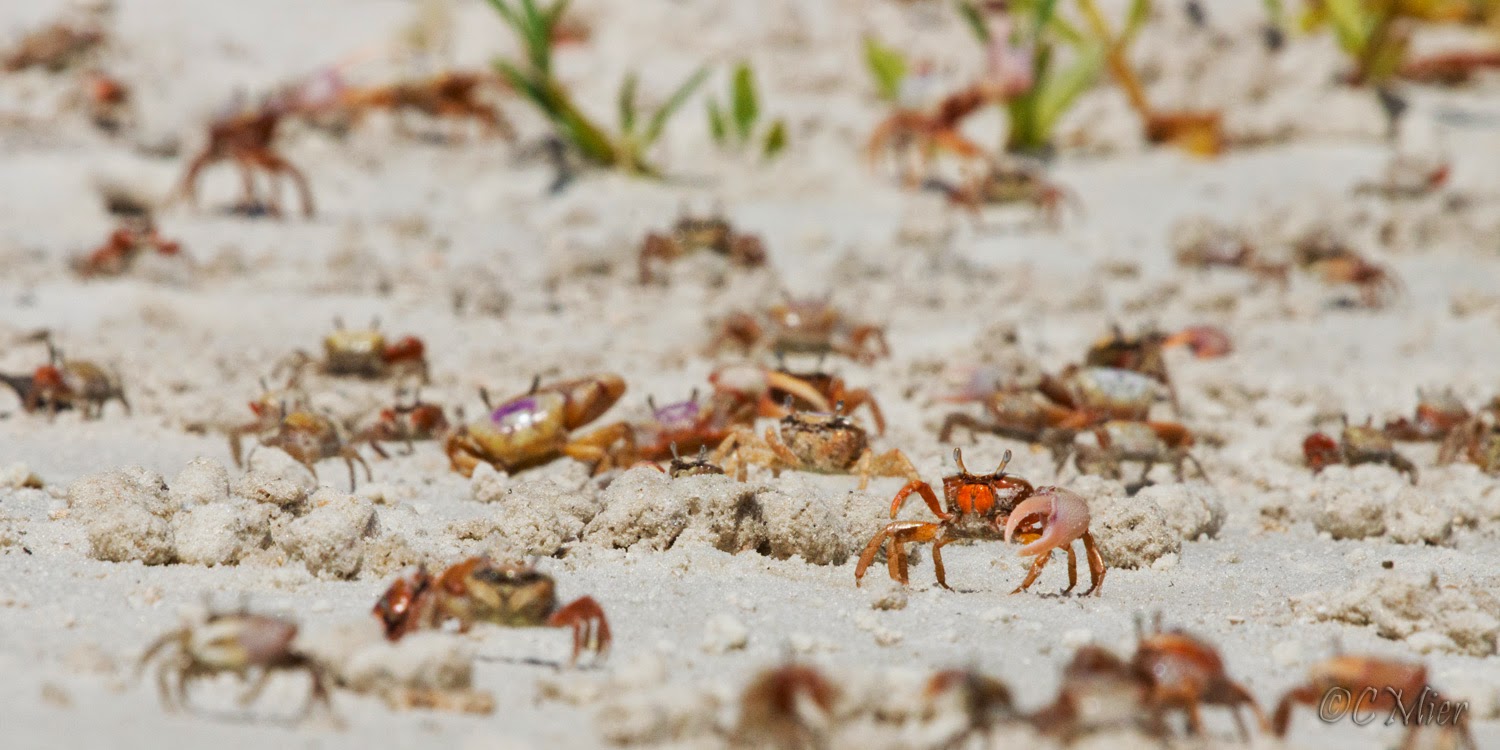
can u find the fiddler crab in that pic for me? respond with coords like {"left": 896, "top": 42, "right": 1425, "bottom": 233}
{"left": 1439, "top": 404, "right": 1500, "bottom": 474}
{"left": 443, "top": 374, "right": 628, "bottom": 478}
{"left": 1065, "top": 419, "right": 1209, "bottom": 486}
{"left": 926, "top": 157, "right": 1080, "bottom": 227}
{"left": 1086, "top": 324, "right": 1232, "bottom": 402}
{"left": 353, "top": 388, "right": 450, "bottom": 459}
{"left": 711, "top": 360, "right": 886, "bottom": 434}
{"left": 177, "top": 88, "right": 314, "bottom": 218}
{"left": 1384, "top": 388, "right": 1472, "bottom": 442}
{"left": 1030, "top": 645, "right": 1166, "bottom": 743}
{"left": 73, "top": 217, "right": 183, "bottom": 278}
{"left": 865, "top": 79, "right": 1008, "bottom": 188}
{"left": 1354, "top": 153, "right": 1452, "bottom": 201}
{"left": 1292, "top": 228, "right": 1402, "bottom": 309}
{"left": 335, "top": 70, "right": 515, "bottom": 142}
{"left": 373, "top": 556, "right": 610, "bottom": 665}
{"left": 708, "top": 296, "right": 890, "bottom": 365}
{"left": 248, "top": 409, "right": 372, "bottom": 490}
{"left": 855, "top": 449, "right": 1106, "bottom": 596}
{"left": 226, "top": 377, "right": 306, "bottom": 467}
{"left": 0, "top": 343, "right": 129, "bottom": 419}
{"left": 1131, "top": 614, "right": 1268, "bottom": 741}
{"left": 623, "top": 390, "right": 740, "bottom": 465}
{"left": 642, "top": 444, "right": 726, "bottom": 478}
{"left": 731, "top": 662, "right": 840, "bottom": 750}
{"left": 279, "top": 318, "right": 430, "bottom": 383}
{"left": 137, "top": 608, "right": 334, "bottom": 722}
{"left": 1172, "top": 216, "right": 1290, "bottom": 286}
{"left": 712, "top": 403, "right": 918, "bottom": 490}
{"left": 638, "top": 206, "right": 767, "bottom": 284}
{"left": 1303, "top": 416, "right": 1418, "bottom": 484}
{"left": 1273, "top": 655, "right": 1475, "bottom": 749}
{"left": 2, "top": 15, "right": 105, "bottom": 73}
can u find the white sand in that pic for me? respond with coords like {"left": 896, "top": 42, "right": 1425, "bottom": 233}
{"left": 2, "top": 0, "right": 1499, "bottom": 747}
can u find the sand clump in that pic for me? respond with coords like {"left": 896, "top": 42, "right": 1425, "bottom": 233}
{"left": 297, "top": 620, "right": 494, "bottom": 714}
{"left": 1305, "top": 465, "right": 1457, "bottom": 545}
{"left": 1069, "top": 477, "right": 1179, "bottom": 570}
{"left": 1291, "top": 571, "right": 1500, "bottom": 657}
{"left": 65, "top": 455, "right": 383, "bottom": 578}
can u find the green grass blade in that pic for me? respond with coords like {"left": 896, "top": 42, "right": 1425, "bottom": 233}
{"left": 643, "top": 66, "right": 709, "bottom": 147}
{"left": 862, "top": 36, "right": 907, "bottom": 102}
{"left": 618, "top": 71, "right": 639, "bottom": 136}
{"left": 707, "top": 99, "right": 727, "bottom": 145}
{"left": 1122, "top": 0, "right": 1151, "bottom": 46}
{"left": 1323, "top": 0, "right": 1372, "bottom": 54}
{"left": 486, "top": 0, "right": 521, "bottom": 30}
{"left": 494, "top": 60, "right": 558, "bottom": 118}
{"left": 956, "top": 0, "right": 992, "bottom": 42}
{"left": 731, "top": 62, "right": 759, "bottom": 142}
{"left": 762, "top": 119, "right": 787, "bottom": 159}
{"left": 1035, "top": 42, "right": 1103, "bottom": 137}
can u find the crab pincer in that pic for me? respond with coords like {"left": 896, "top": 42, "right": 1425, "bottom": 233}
{"left": 1003, "top": 487, "right": 1105, "bottom": 596}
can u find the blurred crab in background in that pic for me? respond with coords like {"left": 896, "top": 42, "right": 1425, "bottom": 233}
{"left": 5, "top": 341, "right": 130, "bottom": 419}
{"left": 637, "top": 206, "right": 768, "bottom": 284}
{"left": 1030, "top": 646, "right": 1166, "bottom": 743}
{"left": 1354, "top": 153, "right": 1452, "bottom": 200}
{"left": 1273, "top": 655, "right": 1476, "bottom": 749}
{"left": 227, "top": 377, "right": 306, "bottom": 467}
{"left": 279, "top": 319, "right": 429, "bottom": 384}
{"left": 708, "top": 296, "right": 889, "bottom": 365}
{"left": 353, "top": 389, "right": 450, "bottom": 458}
{"left": 1172, "top": 216, "right": 1291, "bottom": 286}
{"left": 374, "top": 557, "right": 610, "bottom": 664}
{"left": 731, "top": 662, "right": 839, "bottom": 750}
{"left": 72, "top": 218, "right": 183, "bottom": 278}
{"left": 1064, "top": 419, "right": 1208, "bottom": 485}
{"left": 78, "top": 70, "right": 133, "bottom": 133}
{"left": 336, "top": 70, "right": 515, "bottom": 142}
{"left": 249, "top": 409, "right": 372, "bottom": 490}
{"left": 1303, "top": 416, "right": 1418, "bottom": 483}
{"left": 927, "top": 157, "right": 1080, "bottom": 226}
{"left": 1438, "top": 403, "right": 1500, "bottom": 474}
{"left": 1131, "top": 615, "right": 1268, "bottom": 740}
{"left": 138, "top": 608, "right": 334, "bottom": 721}
{"left": 443, "top": 374, "right": 628, "bottom": 477}
{"left": 2, "top": 14, "right": 106, "bottom": 72}
{"left": 865, "top": 78, "right": 1011, "bottom": 188}
{"left": 708, "top": 362, "right": 886, "bottom": 432}
{"left": 1292, "top": 230, "right": 1401, "bottom": 309}
{"left": 177, "top": 89, "right": 314, "bottom": 218}
{"left": 713, "top": 404, "right": 916, "bottom": 489}
{"left": 1383, "top": 388, "right": 1471, "bottom": 442}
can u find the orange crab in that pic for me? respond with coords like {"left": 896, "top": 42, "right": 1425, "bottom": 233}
{"left": 1273, "top": 655, "right": 1475, "bottom": 749}
{"left": 708, "top": 297, "right": 890, "bottom": 365}
{"left": 708, "top": 363, "right": 883, "bottom": 433}
{"left": 442, "top": 374, "right": 629, "bottom": 477}
{"left": 336, "top": 70, "right": 515, "bottom": 141}
{"left": 22, "top": 345, "right": 129, "bottom": 419}
{"left": 731, "top": 663, "right": 840, "bottom": 750}
{"left": 865, "top": 81, "right": 1008, "bottom": 187}
{"left": 637, "top": 207, "right": 768, "bottom": 284}
{"left": 856, "top": 449, "right": 1105, "bottom": 595}
{"left": 373, "top": 557, "right": 610, "bottom": 665}
{"left": 1383, "top": 389, "right": 1471, "bottom": 442}
{"left": 177, "top": 93, "right": 313, "bottom": 218}
{"left": 73, "top": 219, "right": 183, "bottom": 278}
{"left": 227, "top": 377, "right": 306, "bottom": 468}
{"left": 1132, "top": 616, "right": 1268, "bottom": 740}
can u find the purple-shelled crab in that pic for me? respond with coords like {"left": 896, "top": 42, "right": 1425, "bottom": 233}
{"left": 443, "top": 374, "right": 627, "bottom": 477}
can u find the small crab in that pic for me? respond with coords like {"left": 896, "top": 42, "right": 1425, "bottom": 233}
{"left": 665, "top": 444, "right": 726, "bottom": 478}
{"left": 336, "top": 70, "right": 515, "bottom": 141}
{"left": 1030, "top": 646, "right": 1167, "bottom": 744}
{"left": 707, "top": 364, "right": 834, "bottom": 424}
{"left": 731, "top": 663, "right": 840, "bottom": 750}
{"left": 1303, "top": 417, "right": 1418, "bottom": 483}
{"left": 712, "top": 406, "right": 918, "bottom": 489}
{"left": 73, "top": 218, "right": 183, "bottom": 278}
{"left": 442, "top": 374, "right": 628, "bottom": 477}
{"left": 79, "top": 70, "right": 133, "bottom": 133}
{"left": 865, "top": 81, "right": 1007, "bottom": 187}
{"left": 1084, "top": 325, "right": 1226, "bottom": 409}
{"left": 22, "top": 345, "right": 130, "bottom": 419}
{"left": 373, "top": 557, "right": 610, "bottom": 664}
{"left": 923, "top": 669, "right": 1017, "bottom": 746}
{"left": 137, "top": 609, "right": 333, "bottom": 721}
{"left": 1438, "top": 412, "right": 1500, "bottom": 473}
{"left": 227, "top": 377, "right": 306, "bottom": 468}
{"left": 250, "top": 410, "right": 372, "bottom": 490}
{"left": 1354, "top": 153, "right": 1451, "bottom": 200}
{"left": 1273, "top": 655, "right": 1475, "bottom": 749}
{"left": 1293, "top": 230, "right": 1401, "bottom": 308}
{"left": 1066, "top": 420, "right": 1208, "bottom": 485}
{"left": 617, "top": 391, "right": 740, "bottom": 464}
{"left": 280, "top": 319, "right": 430, "bottom": 383}
{"left": 708, "top": 297, "right": 890, "bottom": 365}
{"left": 856, "top": 449, "right": 1104, "bottom": 595}
{"left": 353, "top": 389, "right": 450, "bottom": 458}
{"left": 177, "top": 93, "right": 313, "bottom": 218}
{"left": 938, "top": 388, "right": 1094, "bottom": 463}
{"left": 1171, "top": 216, "right": 1290, "bottom": 286}
{"left": 2, "top": 18, "right": 105, "bottom": 72}
{"left": 927, "top": 157, "right": 1080, "bottom": 226}
{"left": 1383, "top": 388, "right": 1471, "bottom": 442}
{"left": 637, "top": 206, "right": 768, "bottom": 284}
{"left": 1131, "top": 615, "right": 1268, "bottom": 740}
{"left": 1039, "top": 366, "right": 1166, "bottom": 423}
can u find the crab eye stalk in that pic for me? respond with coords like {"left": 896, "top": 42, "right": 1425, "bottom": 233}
{"left": 953, "top": 447, "right": 969, "bottom": 475}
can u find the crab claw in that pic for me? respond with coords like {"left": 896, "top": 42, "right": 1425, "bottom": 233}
{"left": 1004, "top": 487, "right": 1090, "bottom": 557}
{"left": 1162, "top": 325, "right": 1232, "bottom": 359}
